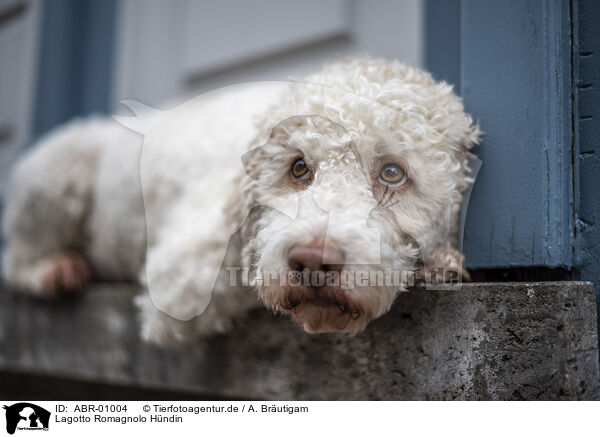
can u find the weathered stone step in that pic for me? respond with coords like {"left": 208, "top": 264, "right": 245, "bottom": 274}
{"left": 0, "top": 282, "right": 598, "bottom": 400}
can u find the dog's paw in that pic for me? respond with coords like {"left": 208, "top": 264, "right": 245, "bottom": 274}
{"left": 40, "top": 252, "right": 91, "bottom": 296}
{"left": 422, "top": 247, "right": 470, "bottom": 283}
{"left": 134, "top": 292, "right": 239, "bottom": 346}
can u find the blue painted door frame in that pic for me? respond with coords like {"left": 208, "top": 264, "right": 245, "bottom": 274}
{"left": 33, "top": 0, "right": 117, "bottom": 137}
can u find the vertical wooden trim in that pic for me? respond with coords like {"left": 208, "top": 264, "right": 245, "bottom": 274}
{"left": 572, "top": 0, "right": 600, "bottom": 340}
{"left": 460, "top": 0, "right": 573, "bottom": 269}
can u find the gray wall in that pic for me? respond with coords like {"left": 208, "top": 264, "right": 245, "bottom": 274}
{"left": 0, "top": 0, "right": 40, "bottom": 198}
{"left": 112, "top": 0, "right": 424, "bottom": 108}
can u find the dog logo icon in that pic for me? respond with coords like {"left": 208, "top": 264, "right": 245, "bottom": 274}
{"left": 3, "top": 403, "right": 50, "bottom": 434}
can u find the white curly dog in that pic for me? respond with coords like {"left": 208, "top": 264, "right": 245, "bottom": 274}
{"left": 2, "top": 59, "right": 479, "bottom": 345}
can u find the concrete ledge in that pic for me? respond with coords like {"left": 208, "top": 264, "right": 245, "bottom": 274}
{"left": 0, "top": 282, "right": 598, "bottom": 400}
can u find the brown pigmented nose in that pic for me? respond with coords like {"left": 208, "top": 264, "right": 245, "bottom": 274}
{"left": 287, "top": 243, "right": 345, "bottom": 272}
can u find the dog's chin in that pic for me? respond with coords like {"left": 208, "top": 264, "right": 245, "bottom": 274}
{"left": 262, "top": 284, "right": 375, "bottom": 336}
{"left": 292, "top": 301, "right": 372, "bottom": 335}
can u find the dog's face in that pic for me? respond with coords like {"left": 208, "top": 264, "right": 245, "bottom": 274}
{"left": 238, "top": 60, "right": 479, "bottom": 335}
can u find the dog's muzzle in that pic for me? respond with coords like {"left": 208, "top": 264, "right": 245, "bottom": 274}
{"left": 275, "top": 240, "right": 373, "bottom": 334}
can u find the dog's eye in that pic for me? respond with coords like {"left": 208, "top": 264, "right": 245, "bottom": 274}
{"left": 378, "top": 163, "right": 406, "bottom": 187}
{"left": 291, "top": 158, "right": 310, "bottom": 180}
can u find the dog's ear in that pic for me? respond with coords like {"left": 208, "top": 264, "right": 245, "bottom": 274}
{"left": 240, "top": 120, "right": 282, "bottom": 183}
{"left": 241, "top": 145, "right": 263, "bottom": 181}
{"left": 224, "top": 142, "right": 265, "bottom": 243}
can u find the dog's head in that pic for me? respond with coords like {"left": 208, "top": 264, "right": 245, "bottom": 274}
{"left": 236, "top": 59, "right": 480, "bottom": 335}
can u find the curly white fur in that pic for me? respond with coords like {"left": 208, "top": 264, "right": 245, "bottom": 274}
{"left": 2, "top": 58, "right": 479, "bottom": 345}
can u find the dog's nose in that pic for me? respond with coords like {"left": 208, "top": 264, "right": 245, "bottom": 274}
{"left": 287, "top": 242, "right": 345, "bottom": 272}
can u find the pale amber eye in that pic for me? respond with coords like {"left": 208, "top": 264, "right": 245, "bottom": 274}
{"left": 379, "top": 163, "right": 406, "bottom": 186}
{"left": 291, "top": 158, "right": 310, "bottom": 179}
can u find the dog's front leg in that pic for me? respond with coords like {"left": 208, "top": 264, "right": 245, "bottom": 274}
{"left": 135, "top": 200, "right": 257, "bottom": 346}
